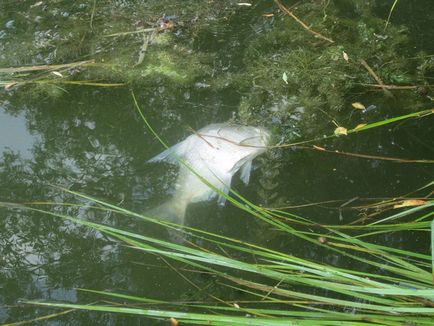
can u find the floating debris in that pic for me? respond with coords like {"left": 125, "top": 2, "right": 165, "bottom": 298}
{"left": 282, "top": 72, "right": 288, "bottom": 84}
{"left": 51, "top": 71, "right": 63, "bottom": 77}
{"left": 342, "top": 51, "right": 349, "bottom": 62}
{"left": 352, "top": 102, "right": 365, "bottom": 110}
{"left": 394, "top": 199, "right": 426, "bottom": 209}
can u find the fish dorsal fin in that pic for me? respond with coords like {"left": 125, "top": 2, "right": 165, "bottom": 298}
{"left": 239, "top": 160, "right": 252, "bottom": 185}
{"left": 147, "top": 140, "right": 187, "bottom": 164}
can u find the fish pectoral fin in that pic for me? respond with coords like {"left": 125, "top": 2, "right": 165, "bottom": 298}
{"left": 217, "top": 185, "right": 230, "bottom": 206}
{"left": 147, "top": 140, "right": 187, "bottom": 164}
{"left": 239, "top": 160, "right": 253, "bottom": 185}
{"left": 216, "top": 175, "right": 233, "bottom": 206}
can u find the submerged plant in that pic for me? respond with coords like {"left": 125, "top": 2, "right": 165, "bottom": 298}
{"left": 2, "top": 106, "right": 433, "bottom": 325}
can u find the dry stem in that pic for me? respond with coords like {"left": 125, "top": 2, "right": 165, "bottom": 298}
{"left": 360, "top": 59, "right": 394, "bottom": 98}
{"left": 274, "top": 0, "right": 334, "bottom": 43}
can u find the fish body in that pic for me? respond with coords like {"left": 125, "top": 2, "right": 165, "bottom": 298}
{"left": 147, "top": 123, "right": 270, "bottom": 224}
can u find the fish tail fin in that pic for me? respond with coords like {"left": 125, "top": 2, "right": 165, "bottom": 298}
{"left": 146, "top": 197, "right": 187, "bottom": 225}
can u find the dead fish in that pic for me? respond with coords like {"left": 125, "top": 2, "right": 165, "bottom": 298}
{"left": 147, "top": 123, "right": 270, "bottom": 224}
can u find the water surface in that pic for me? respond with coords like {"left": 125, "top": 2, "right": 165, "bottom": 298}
{"left": 0, "top": 0, "right": 433, "bottom": 324}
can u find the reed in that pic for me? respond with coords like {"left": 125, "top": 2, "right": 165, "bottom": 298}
{"left": 11, "top": 186, "right": 433, "bottom": 325}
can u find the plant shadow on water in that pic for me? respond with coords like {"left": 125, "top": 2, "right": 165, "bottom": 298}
{"left": 0, "top": 0, "right": 434, "bottom": 324}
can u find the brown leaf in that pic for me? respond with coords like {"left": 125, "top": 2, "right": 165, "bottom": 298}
{"left": 393, "top": 199, "right": 426, "bottom": 209}
{"left": 334, "top": 126, "right": 348, "bottom": 136}
{"left": 342, "top": 51, "right": 349, "bottom": 62}
{"left": 51, "top": 71, "right": 63, "bottom": 77}
{"left": 169, "top": 317, "right": 179, "bottom": 326}
{"left": 352, "top": 102, "right": 365, "bottom": 110}
{"left": 4, "top": 82, "right": 18, "bottom": 91}
{"left": 313, "top": 145, "right": 326, "bottom": 151}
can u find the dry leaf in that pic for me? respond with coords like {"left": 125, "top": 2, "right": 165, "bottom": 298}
{"left": 334, "top": 126, "right": 348, "bottom": 136}
{"left": 169, "top": 317, "right": 179, "bottom": 326}
{"left": 313, "top": 145, "right": 326, "bottom": 151}
{"left": 282, "top": 72, "right": 288, "bottom": 84}
{"left": 342, "top": 51, "right": 349, "bottom": 62}
{"left": 51, "top": 71, "right": 63, "bottom": 77}
{"left": 393, "top": 199, "right": 426, "bottom": 209}
{"left": 352, "top": 102, "right": 365, "bottom": 110}
{"left": 4, "top": 82, "right": 17, "bottom": 90}
{"left": 30, "top": 1, "right": 43, "bottom": 8}
{"left": 262, "top": 13, "right": 274, "bottom": 17}
{"left": 354, "top": 123, "right": 367, "bottom": 130}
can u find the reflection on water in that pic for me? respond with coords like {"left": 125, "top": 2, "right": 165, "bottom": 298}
{"left": 0, "top": 0, "right": 433, "bottom": 324}
{"left": 0, "top": 104, "right": 39, "bottom": 159}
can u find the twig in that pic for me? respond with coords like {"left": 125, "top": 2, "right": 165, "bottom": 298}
{"left": 384, "top": 0, "right": 399, "bottom": 31}
{"left": 0, "top": 60, "right": 95, "bottom": 74}
{"left": 361, "top": 83, "right": 420, "bottom": 90}
{"left": 90, "top": 0, "right": 96, "bottom": 29}
{"left": 8, "top": 300, "right": 102, "bottom": 326}
{"left": 360, "top": 59, "right": 394, "bottom": 98}
{"left": 197, "top": 133, "right": 266, "bottom": 149}
{"left": 261, "top": 279, "right": 284, "bottom": 302}
{"left": 135, "top": 29, "right": 158, "bottom": 66}
{"left": 274, "top": 0, "right": 334, "bottom": 43}
{"left": 104, "top": 28, "right": 156, "bottom": 38}
{"left": 189, "top": 128, "right": 216, "bottom": 149}
{"left": 307, "top": 145, "right": 434, "bottom": 164}
{"left": 3, "top": 309, "right": 76, "bottom": 326}
{"left": 1, "top": 80, "right": 125, "bottom": 89}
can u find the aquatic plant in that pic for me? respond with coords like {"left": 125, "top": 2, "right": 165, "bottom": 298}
{"left": 8, "top": 179, "right": 434, "bottom": 325}
{"left": 2, "top": 104, "right": 433, "bottom": 325}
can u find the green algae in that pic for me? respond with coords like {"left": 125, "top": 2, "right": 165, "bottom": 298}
{"left": 1, "top": 1, "right": 432, "bottom": 113}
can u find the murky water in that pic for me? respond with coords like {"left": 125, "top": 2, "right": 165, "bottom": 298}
{"left": 1, "top": 1, "right": 433, "bottom": 324}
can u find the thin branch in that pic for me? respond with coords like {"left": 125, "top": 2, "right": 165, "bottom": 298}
{"left": 0, "top": 60, "right": 95, "bottom": 74}
{"left": 384, "top": 0, "right": 399, "bottom": 31}
{"left": 189, "top": 128, "right": 216, "bottom": 149}
{"left": 306, "top": 145, "right": 434, "bottom": 164}
{"left": 360, "top": 59, "right": 394, "bottom": 98}
{"left": 361, "top": 83, "right": 420, "bottom": 90}
{"left": 90, "top": 0, "right": 96, "bottom": 29}
{"left": 274, "top": 0, "right": 334, "bottom": 43}
{"left": 104, "top": 27, "right": 157, "bottom": 38}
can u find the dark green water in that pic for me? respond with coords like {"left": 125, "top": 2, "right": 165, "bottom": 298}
{"left": 0, "top": 0, "right": 433, "bottom": 324}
